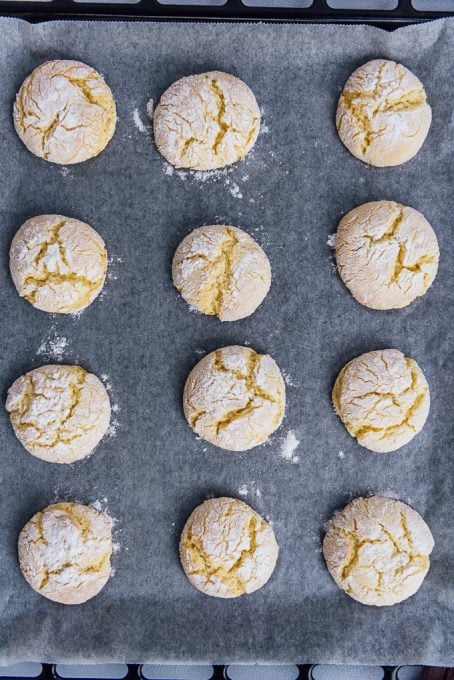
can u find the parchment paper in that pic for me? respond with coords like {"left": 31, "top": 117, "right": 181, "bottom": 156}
{"left": 0, "top": 16, "right": 453, "bottom": 666}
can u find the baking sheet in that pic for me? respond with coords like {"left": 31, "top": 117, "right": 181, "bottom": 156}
{"left": 0, "top": 16, "right": 453, "bottom": 666}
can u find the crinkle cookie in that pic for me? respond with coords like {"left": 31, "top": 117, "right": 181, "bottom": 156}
{"left": 13, "top": 60, "right": 116, "bottom": 164}
{"left": 154, "top": 71, "right": 260, "bottom": 170}
{"left": 323, "top": 496, "right": 434, "bottom": 606}
{"left": 172, "top": 225, "right": 271, "bottom": 321}
{"left": 336, "top": 59, "right": 431, "bottom": 166}
{"left": 335, "top": 201, "right": 439, "bottom": 310}
{"left": 183, "top": 345, "right": 285, "bottom": 451}
{"left": 6, "top": 364, "right": 111, "bottom": 463}
{"left": 10, "top": 214, "right": 107, "bottom": 314}
{"left": 180, "top": 497, "right": 278, "bottom": 598}
{"left": 18, "top": 502, "right": 113, "bottom": 604}
{"left": 333, "top": 349, "right": 429, "bottom": 453}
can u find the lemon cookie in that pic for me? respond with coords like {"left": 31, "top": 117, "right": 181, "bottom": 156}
{"left": 323, "top": 496, "right": 434, "bottom": 606}
{"left": 333, "top": 349, "right": 429, "bottom": 453}
{"left": 14, "top": 60, "right": 116, "bottom": 164}
{"left": 336, "top": 59, "right": 431, "bottom": 166}
{"left": 180, "top": 497, "right": 278, "bottom": 598}
{"left": 183, "top": 345, "right": 285, "bottom": 451}
{"left": 153, "top": 71, "right": 260, "bottom": 170}
{"left": 6, "top": 364, "right": 111, "bottom": 463}
{"left": 336, "top": 201, "right": 439, "bottom": 310}
{"left": 10, "top": 214, "right": 107, "bottom": 314}
{"left": 18, "top": 502, "right": 113, "bottom": 604}
{"left": 172, "top": 225, "right": 271, "bottom": 321}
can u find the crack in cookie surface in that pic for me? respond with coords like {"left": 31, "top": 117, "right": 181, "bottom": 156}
{"left": 336, "top": 60, "right": 431, "bottom": 166}
{"left": 333, "top": 349, "right": 429, "bottom": 452}
{"left": 172, "top": 225, "right": 271, "bottom": 321}
{"left": 335, "top": 201, "right": 439, "bottom": 310}
{"left": 13, "top": 60, "right": 116, "bottom": 164}
{"left": 10, "top": 215, "right": 107, "bottom": 313}
{"left": 180, "top": 498, "right": 278, "bottom": 597}
{"left": 153, "top": 71, "right": 260, "bottom": 170}
{"left": 183, "top": 346, "right": 285, "bottom": 451}
{"left": 323, "top": 496, "right": 434, "bottom": 606}
{"left": 6, "top": 364, "right": 111, "bottom": 463}
{"left": 18, "top": 503, "right": 112, "bottom": 604}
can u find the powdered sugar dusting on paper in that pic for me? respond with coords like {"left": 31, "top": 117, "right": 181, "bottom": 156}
{"left": 327, "top": 233, "right": 337, "bottom": 248}
{"left": 37, "top": 328, "right": 69, "bottom": 360}
{"left": 338, "top": 450, "right": 345, "bottom": 459}
{"left": 282, "top": 370, "right": 297, "bottom": 387}
{"left": 107, "top": 256, "right": 123, "bottom": 282}
{"left": 100, "top": 374, "right": 121, "bottom": 438}
{"left": 238, "top": 481, "right": 262, "bottom": 499}
{"left": 133, "top": 108, "right": 147, "bottom": 133}
{"left": 59, "top": 166, "right": 73, "bottom": 179}
{"left": 146, "top": 98, "right": 154, "bottom": 119}
{"left": 280, "top": 430, "right": 300, "bottom": 463}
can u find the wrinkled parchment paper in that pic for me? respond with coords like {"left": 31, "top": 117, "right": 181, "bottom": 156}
{"left": 0, "top": 16, "right": 453, "bottom": 666}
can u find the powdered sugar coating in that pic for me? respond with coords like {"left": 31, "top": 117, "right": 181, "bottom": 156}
{"left": 333, "top": 349, "right": 429, "bottom": 453}
{"left": 14, "top": 60, "right": 116, "bottom": 165}
{"left": 180, "top": 497, "right": 278, "bottom": 598}
{"left": 183, "top": 345, "right": 285, "bottom": 451}
{"left": 154, "top": 71, "right": 260, "bottom": 170}
{"left": 10, "top": 214, "right": 107, "bottom": 314}
{"left": 323, "top": 496, "right": 434, "bottom": 606}
{"left": 18, "top": 503, "right": 113, "bottom": 604}
{"left": 172, "top": 225, "right": 271, "bottom": 321}
{"left": 6, "top": 364, "right": 111, "bottom": 464}
{"left": 336, "top": 59, "right": 431, "bottom": 167}
{"left": 336, "top": 201, "right": 439, "bottom": 310}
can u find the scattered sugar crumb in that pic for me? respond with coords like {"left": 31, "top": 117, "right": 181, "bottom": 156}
{"left": 171, "top": 522, "right": 175, "bottom": 527}
{"left": 101, "top": 374, "right": 112, "bottom": 390}
{"left": 107, "top": 255, "right": 123, "bottom": 282}
{"left": 112, "top": 403, "right": 120, "bottom": 413}
{"left": 91, "top": 498, "right": 108, "bottom": 512}
{"left": 238, "top": 484, "right": 249, "bottom": 496}
{"left": 260, "top": 124, "right": 270, "bottom": 134}
{"left": 106, "top": 417, "right": 120, "bottom": 439}
{"left": 225, "top": 179, "right": 243, "bottom": 199}
{"left": 37, "top": 330, "right": 69, "bottom": 360}
{"left": 133, "top": 108, "right": 147, "bottom": 133}
{"left": 194, "top": 348, "right": 205, "bottom": 356}
{"left": 338, "top": 450, "right": 345, "bottom": 459}
{"left": 281, "top": 430, "right": 300, "bottom": 463}
{"left": 282, "top": 370, "right": 297, "bottom": 387}
{"left": 59, "top": 166, "right": 72, "bottom": 178}
{"left": 112, "top": 542, "right": 121, "bottom": 554}
{"left": 164, "top": 163, "right": 174, "bottom": 176}
{"left": 146, "top": 98, "right": 154, "bottom": 119}
{"left": 327, "top": 233, "right": 336, "bottom": 249}
{"left": 256, "top": 488, "right": 262, "bottom": 498}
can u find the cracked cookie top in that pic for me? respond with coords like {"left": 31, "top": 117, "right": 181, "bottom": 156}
{"left": 6, "top": 364, "right": 111, "bottom": 464}
{"left": 323, "top": 496, "right": 434, "bottom": 606}
{"left": 153, "top": 71, "right": 260, "bottom": 170}
{"left": 10, "top": 214, "right": 108, "bottom": 314}
{"left": 335, "top": 201, "right": 439, "bottom": 310}
{"left": 333, "top": 349, "right": 430, "bottom": 453}
{"left": 13, "top": 60, "right": 116, "bottom": 164}
{"left": 18, "top": 502, "right": 113, "bottom": 605}
{"left": 180, "top": 497, "right": 279, "bottom": 598}
{"left": 336, "top": 59, "right": 431, "bottom": 167}
{"left": 183, "top": 346, "right": 285, "bottom": 451}
{"left": 172, "top": 225, "right": 271, "bottom": 321}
